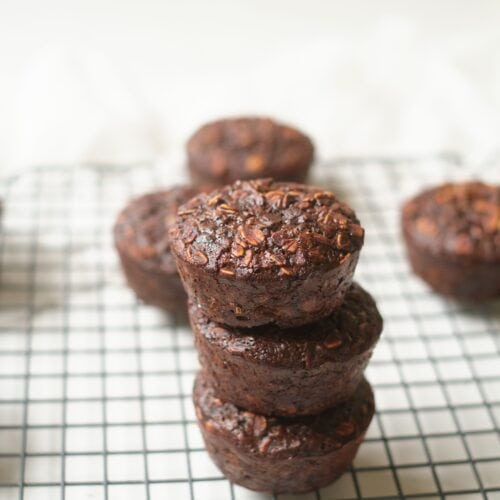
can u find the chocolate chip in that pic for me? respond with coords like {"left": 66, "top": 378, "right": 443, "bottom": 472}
{"left": 349, "top": 223, "right": 364, "bottom": 239}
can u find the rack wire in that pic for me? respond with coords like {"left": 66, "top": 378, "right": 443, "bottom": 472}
{"left": 0, "top": 160, "right": 498, "bottom": 500}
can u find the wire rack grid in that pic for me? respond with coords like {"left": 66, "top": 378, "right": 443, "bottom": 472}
{"left": 0, "top": 159, "right": 498, "bottom": 500}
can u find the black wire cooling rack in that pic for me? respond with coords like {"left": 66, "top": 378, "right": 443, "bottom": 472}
{"left": 0, "top": 160, "right": 498, "bottom": 500}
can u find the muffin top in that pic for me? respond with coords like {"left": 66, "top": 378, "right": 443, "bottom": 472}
{"left": 402, "top": 181, "right": 500, "bottom": 262}
{"left": 114, "top": 187, "right": 200, "bottom": 273}
{"left": 170, "top": 178, "right": 364, "bottom": 278}
{"left": 187, "top": 117, "right": 314, "bottom": 183}
{"left": 195, "top": 374, "right": 374, "bottom": 458}
{"left": 191, "top": 283, "right": 382, "bottom": 368}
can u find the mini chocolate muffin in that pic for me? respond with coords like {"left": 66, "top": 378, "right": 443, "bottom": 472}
{"left": 402, "top": 181, "right": 500, "bottom": 300}
{"left": 187, "top": 117, "right": 314, "bottom": 186}
{"left": 191, "top": 283, "right": 382, "bottom": 416}
{"left": 194, "top": 372, "right": 374, "bottom": 494}
{"left": 170, "top": 179, "right": 364, "bottom": 328}
{"left": 114, "top": 187, "right": 200, "bottom": 315}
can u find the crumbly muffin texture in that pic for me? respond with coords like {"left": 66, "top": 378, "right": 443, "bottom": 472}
{"left": 191, "top": 283, "right": 382, "bottom": 416}
{"left": 194, "top": 373, "right": 374, "bottom": 458}
{"left": 191, "top": 283, "right": 382, "bottom": 369}
{"left": 171, "top": 178, "right": 364, "bottom": 278}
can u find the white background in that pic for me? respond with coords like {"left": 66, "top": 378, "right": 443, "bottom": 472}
{"left": 1, "top": 0, "right": 500, "bottom": 176}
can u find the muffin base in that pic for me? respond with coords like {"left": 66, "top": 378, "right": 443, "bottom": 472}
{"left": 194, "top": 372, "right": 374, "bottom": 494}
{"left": 404, "top": 235, "right": 500, "bottom": 301}
{"left": 177, "top": 252, "right": 359, "bottom": 328}
{"left": 191, "top": 283, "right": 382, "bottom": 416}
{"left": 117, "top": 249, "right": 188, "bottom": 318}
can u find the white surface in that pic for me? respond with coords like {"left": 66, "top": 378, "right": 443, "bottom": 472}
{"left": 1, "top": 1, "right": 500, "bottom": 176}
{"left": 0, "top": 161, "right": 499, "bottom": 499}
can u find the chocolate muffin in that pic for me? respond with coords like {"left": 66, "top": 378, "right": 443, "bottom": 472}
{"left": 187, "top": 117, "right": 314, "bottom": 186}
{"left": 191, "top": 283, "right": 382, "bottom": 416}
{"left": 402, "top": 181, "right": 500, "bottom": 300}
{"left": 170, "top": 179, "right": 364, "bottom": 328}
{"left": 194, "top": 372, "right": 374, "bottom": 494}
{"left": 114, "top": 187, "right": 200, "bottom": 315}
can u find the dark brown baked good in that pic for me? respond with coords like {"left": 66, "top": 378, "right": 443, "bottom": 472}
{"left": 170, "top": 179, "right": 364, "bottom": 328}
{"left": 194, "top": 372, "right": 374, "bottom": 494}
{"left": 402, "top": 181, "right": 500, "bottom": 300}
{"left": 191, "top": 283, "right": 382, "bottom": 416}
{"left": 114, "top": 187, "right": 200, "bottom": 315}
{"left": 187, "top": 117, "right": 314, "bottom": 186}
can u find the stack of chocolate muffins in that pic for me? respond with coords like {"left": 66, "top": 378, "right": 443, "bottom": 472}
{"left": 113, "top": 116, "right": 383, "bottom": 493}
{"left": 170, "top": 178, "right": 383, "bottom": 494}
